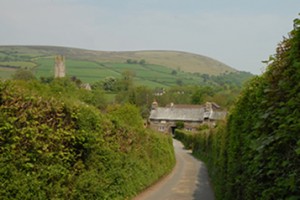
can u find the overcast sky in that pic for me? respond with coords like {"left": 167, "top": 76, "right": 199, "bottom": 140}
{"left": 1, "top": 0, "right": 299, "bottom": 74}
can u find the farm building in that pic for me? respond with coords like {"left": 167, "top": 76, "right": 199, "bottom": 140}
{"left": 149, "top": 101, "right": 226, "bottom": 134}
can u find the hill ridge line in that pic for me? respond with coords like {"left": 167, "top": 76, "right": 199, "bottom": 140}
{"left": 0, "top": 45, "right": 237, "bottom": 75}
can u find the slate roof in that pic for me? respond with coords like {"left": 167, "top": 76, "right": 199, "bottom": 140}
{"left": 209, "top": 111, "right": 227, "bottom": 120}
{"left": 166, "top": 104, "right": 204, "bottom": 109}
{"left": 149, "top": 103, "right": 227, "bottom": 122}
{"left": 149, "top": 107, "right": 205, "bottom": 122}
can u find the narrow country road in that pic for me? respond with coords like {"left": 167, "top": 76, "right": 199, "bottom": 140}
{"left": 134, "top": 139, "right": 215, "bottom": 200}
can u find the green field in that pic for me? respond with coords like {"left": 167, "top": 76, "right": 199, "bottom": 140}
{"left": 0, "top": 61, "right": 37, "bottom": 79}
{"left": 0, "top": 61, "right": 36, "bottom": 68}
{"left": 0, "top": 46, "right": 252, "bottom": 88}
{"left": 26, "top": 56, "right": 203, "bottom": 87}
{"left": 0, "top": 69, "right": 14, "bottom": 79}
{"left": 34, "top": 58, "right": 121, "bottom": 82}
{"left": 0, "top": 55, "right": 232, "bottom": 88}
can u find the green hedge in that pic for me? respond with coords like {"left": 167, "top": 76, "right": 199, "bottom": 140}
{"left": 0, "top": 80, "right": 175, "bottom": 199}
{"left": 175, "top": 18, "right": 300, "bottom": 200}
{"left": 174, "top": 129, "right": 195, "bottom": 149}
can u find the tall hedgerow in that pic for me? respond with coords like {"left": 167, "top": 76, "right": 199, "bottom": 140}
{"left": 175, "top": 16, "right": 300, "bottom": 200}
{"left": 224, "top": 16, "right": 300, "bottom": 200}
{"left": 0, "top": 80, "right": 175, "bottom": 199}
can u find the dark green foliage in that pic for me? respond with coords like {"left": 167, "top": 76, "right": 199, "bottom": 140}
{"left": 117, "top": 70, "right": 135, "bottom": 91}
{"left": 171, "top": 70, "right": 177, "bottom": 75}
{"left": 174, "top": 129, "right": 195, "bottom": 149}
{"left": 209, "top": 71, "right": 253, "bottom": 88}
{"left": 176, "top": 78, "right": 183, "bottom": 86}
{"left": 191, "top": 88, "right": 204, "bottom": 104}
{"left": 175, "top": 121, "right": 184, "bottom": 129}
{"left": 126, "top": 59, "right": 145, "bottom": 64}
{"left": 70, "top": 76, "right": 82, "bottom": 87}
{"left": 139, "top": 59, "right": 146, "bottom": 65}
{"left": 154, "top": 85, "right": 213, "bottom": 106}
{"left": 12, "top": 68, "right": 36, "bottom": 81}
{"left": 40, "top": 76, "right": 54, "bottom": 84}
{"left": 193, "top": 71, "right": 253, "bottom": 89}
{"left": 175, "top": 17, "right": 300, "bottom": 200}
{"left": 222, "top": 17, "right": 300, "bottom": 200}
{"left": 98, "top": 76, "right": 118, "bottom": 91}
{"left": 79, "top": 88, "right": 108, "bottom": 110}
{"left": 0, "top": 80, "right": 175, "bottom": 199}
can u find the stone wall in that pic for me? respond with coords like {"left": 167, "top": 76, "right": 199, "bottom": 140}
{"left": 149, "top": 119, "right": 202, "bottom": 134}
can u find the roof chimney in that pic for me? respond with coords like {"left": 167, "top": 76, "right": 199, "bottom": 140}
{"left": 152, "top": 100, "right": 158, "bottom": 110}
{"left": 170, "top": 102, "right": 174, "bottom": 108}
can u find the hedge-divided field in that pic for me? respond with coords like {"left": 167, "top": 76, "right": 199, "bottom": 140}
{"left": 175, "top": 18, "right": 300, "bottom": 200}
{"left": 0, "top": 48, "right": 253, "bottom": 89}
{"left": 0, "top": 57, "right": 201, "bottom": 88}
{"left": 0, "top": 80, "right": 175, "bottom": 200}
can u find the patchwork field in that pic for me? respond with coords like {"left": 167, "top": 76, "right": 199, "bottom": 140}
{"left": 0, "top": 46, "right": 249, "bottom": 88}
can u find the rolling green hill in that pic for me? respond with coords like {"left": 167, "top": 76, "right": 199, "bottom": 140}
{"left": 0, "top": 45, "right": 248, "bottom": 88}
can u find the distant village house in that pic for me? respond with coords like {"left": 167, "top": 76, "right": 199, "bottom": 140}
{"left": 149, "top": 101, "right": 226, "bottom": 134}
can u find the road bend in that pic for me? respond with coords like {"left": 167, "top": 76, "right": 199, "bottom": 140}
{"left": 134, "top": 139, "right": 215, "bottom": 200}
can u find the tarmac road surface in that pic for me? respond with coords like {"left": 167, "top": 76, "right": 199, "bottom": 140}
{"left": 134, "top": 139, "right": 215, "bottom": 200}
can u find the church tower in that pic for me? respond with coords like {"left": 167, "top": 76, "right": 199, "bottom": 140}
{"left": 54, "top": 55, "right": 65, "bottom": 78}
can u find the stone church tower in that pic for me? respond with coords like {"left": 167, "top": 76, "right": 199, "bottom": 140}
{"left": 54, "top": 55, "right": 65, "bottom": 78}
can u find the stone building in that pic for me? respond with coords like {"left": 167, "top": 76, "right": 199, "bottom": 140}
{"left": 149, "top": 101, "right": 226, "bottom": 134}
{"left": 54, "top": 55, "right": 65, "bottom": 78}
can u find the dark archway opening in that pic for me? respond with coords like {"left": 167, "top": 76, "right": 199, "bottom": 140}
{"left": 171, "top": 126, "right": 177, "bottom": 136}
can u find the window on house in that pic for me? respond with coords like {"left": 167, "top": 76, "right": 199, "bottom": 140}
{"left": 159, "top": 126, "right": 165, "bottom": 131}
